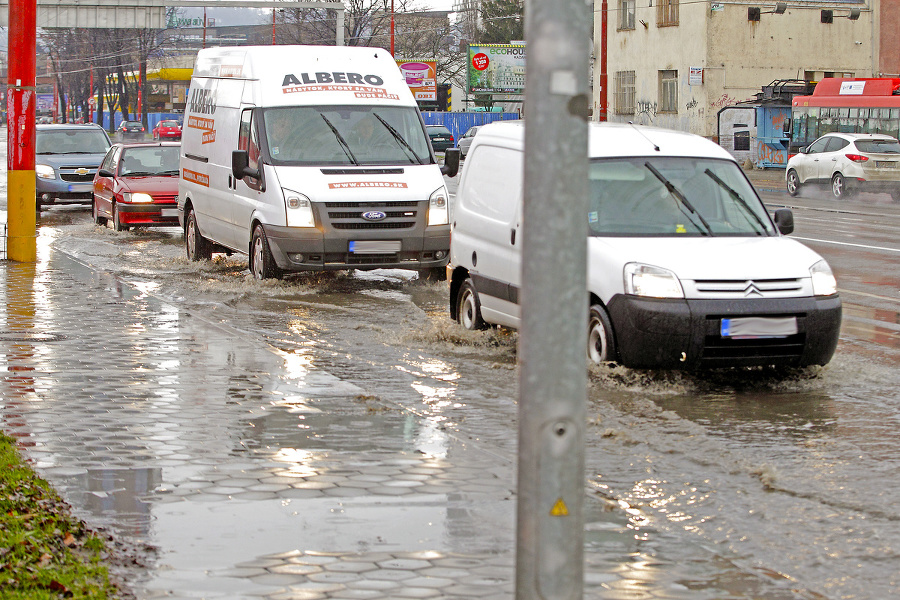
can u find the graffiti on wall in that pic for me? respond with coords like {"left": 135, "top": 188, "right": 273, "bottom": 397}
{"left": 686, "top": 98, "right": 698, "bottom": 110}
{"left": 756, "top": 142, "right": 786, "bottom": 165}
{"left": 710, "top": 94, "right": 740, "bottom": 108}
{"left": 636, "top": 100, "right": 657, "bottom": 119}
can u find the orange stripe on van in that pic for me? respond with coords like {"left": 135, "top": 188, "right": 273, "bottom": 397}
{"left": 182, "top": 168, "right": 210, "bottom": 187}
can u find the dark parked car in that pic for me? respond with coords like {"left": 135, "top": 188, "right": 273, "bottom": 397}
{"left": 35, "top": 124, "right": 112, "bottom": 211}
{"left": 117, "top": 120, "right": 145, "bottom": 141}
{"left": 92, "top": 142, "right": 181, "bottom": 231}
{"left": 426, "top": 124, "right": 455, "bottom": 152}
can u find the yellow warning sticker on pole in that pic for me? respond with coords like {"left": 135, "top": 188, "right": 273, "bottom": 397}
{"left": 550, "top": 498, "right": 569, "bottom": 517}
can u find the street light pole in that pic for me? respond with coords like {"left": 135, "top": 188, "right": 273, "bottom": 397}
{"left": 272, "top": 8, "right": 276, "bottom": 44}
{"left": 390, "top": 0, "right": 395, "bottom": 55}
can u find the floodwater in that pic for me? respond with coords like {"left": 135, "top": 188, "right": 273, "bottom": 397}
{"left": 1, "top": 130, "right": 899, "bottom": 597}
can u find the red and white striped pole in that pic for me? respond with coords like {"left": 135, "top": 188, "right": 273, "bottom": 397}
{"left": 6, "top": 0, "right": 38, "bottom": 262}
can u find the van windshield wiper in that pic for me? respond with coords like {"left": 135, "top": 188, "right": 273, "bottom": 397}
{"left": 703, "top": 169, "right": 769, "bottom": 235}
{"left": 372, "top": 113, "right": 425, "bottom": 165}
{"left": 320, "top": 113, "right": 359, "bottom": 165}
{"left": 644, "top": 162, "right": 715, "bottom": 236}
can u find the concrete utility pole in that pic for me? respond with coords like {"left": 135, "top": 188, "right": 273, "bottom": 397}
{"left": 6, "top": 0, "right": 37, "bottom": 263}
{"left": 516, "top": 0, "right": 591, "bottom": 596}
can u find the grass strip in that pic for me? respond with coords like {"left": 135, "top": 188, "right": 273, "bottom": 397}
{"left": 0, "top": 431, "right": 120, "bottom": 599}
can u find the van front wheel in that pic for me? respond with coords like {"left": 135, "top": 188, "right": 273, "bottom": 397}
{"left": 457, "top": 280, "right": 486, "bottom": 330}
{"left": 588, "top": 304, "right": 617, "bottom": 365}
{"left": 251, "top": 224, "right": 284, "bottom": 280}
{"left": 185, "top": 208, "right": 212, "bottom": 261}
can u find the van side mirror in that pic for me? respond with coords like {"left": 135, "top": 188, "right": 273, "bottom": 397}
{"left": 441, "top": 148, "right": 460, "bottom": 177}
{"left": 232, "top": 150, "right": 260, "bottom": 180}
{"left": 773, "top": 208, "right": 794, "bottom": 235}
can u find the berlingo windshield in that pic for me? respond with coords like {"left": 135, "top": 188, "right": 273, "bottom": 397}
{"left": 588, "top": 156, "right": 776, "bottom": 237}
{"left": 262, "top": 105, "right": 431, "bottom": 166}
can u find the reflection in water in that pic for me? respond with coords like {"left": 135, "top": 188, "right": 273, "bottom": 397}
{"left": 842, "top": 302, "right": 900, "bottom": 350}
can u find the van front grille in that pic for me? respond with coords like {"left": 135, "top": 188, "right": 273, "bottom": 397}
{"left": 690, "top": 278, "right": 805, "bottom": 299}
{"left": 333, "top": 222, "right": 414, "bottom": 230}
{"left": 702, "top": 332, "right": 806, "bottom": 365}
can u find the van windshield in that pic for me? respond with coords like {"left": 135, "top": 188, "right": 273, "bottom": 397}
{"left": 262, "top": 105, "right": 431, "bottom": 166}
{"left": 588, "top": 156, "right": 776, "bottom": 237}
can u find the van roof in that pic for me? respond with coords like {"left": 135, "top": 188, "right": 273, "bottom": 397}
{"left": 474, "top": 121, "right": 735, "bottom": 161}
{"left": 193, "top": 45, "right": 396, "bottom": 81}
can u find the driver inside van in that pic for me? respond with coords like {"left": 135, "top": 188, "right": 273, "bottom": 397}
{"left": 265, "top": 109, "right": 303, "bottom": 160}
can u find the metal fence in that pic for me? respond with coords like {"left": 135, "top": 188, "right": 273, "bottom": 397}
{"left": 420, "top": 111, "right": 521, "bottom": 147}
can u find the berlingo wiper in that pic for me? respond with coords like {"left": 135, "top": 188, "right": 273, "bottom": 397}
{"left": 703, "top": 168, "right": 768, "bottom": 235}
{"left": 372, "top": 113, "right": 425, "bottom": 165}
{"left": 644, "top": 162, "right": 715, "bottom": 236}
{"left": 319, "top": 113, "right": 359, "bottom": 165}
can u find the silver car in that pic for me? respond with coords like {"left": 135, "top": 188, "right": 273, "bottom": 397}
{"left": 456, "top": 126, "right": 481, "bottom": 158}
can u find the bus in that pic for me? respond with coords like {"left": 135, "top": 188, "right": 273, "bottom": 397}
{"left": 790, "top": 78, "right": 900, "bottom": 153}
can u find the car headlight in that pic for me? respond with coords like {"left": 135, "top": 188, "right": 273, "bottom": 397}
{"left": 624, "top": 263, "right": 684, "bottom": 298}
{"left": 810, "top": 260, "right": 837, "bottom": 296}
{"left": 36, "top": 164, "right": 56, "bottom": 180}
{"left": 427, "top": 186, "right": 449, "bottom": 226}
{"left": 283, "top": 189, "right": 316, "bottom": 228}
{"left": 123, "top": 192, "right": 153, "bottom": 203}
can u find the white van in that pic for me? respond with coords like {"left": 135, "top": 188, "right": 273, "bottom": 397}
{"left": 178, "top": 45, "right": 458, "bottom": 280}
{"left": 448, "top": 121, "right": 842, "bottom": 369}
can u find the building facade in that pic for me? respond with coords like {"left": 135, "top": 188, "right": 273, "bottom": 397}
{"left": 595, "top": 0, "right": 877, "bottom": 141}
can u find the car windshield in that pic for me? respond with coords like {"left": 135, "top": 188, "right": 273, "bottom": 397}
{"left": 588, "top": 156, "right": 776, "bottom": 237}
{"left": 120, "top": 145, "right": 180, "bottom": 176}
{"left": 855, "top": 139, "right": 900, "bottom": 153}
{"left": 262, "top": 105, "right": 430, "bottom": 166}
{"left": 36, "top": 129, "right": 110, "bottom": 154}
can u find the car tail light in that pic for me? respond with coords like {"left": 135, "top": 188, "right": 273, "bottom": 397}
{"left": 845, "top": 153, "right": 868, "bottom": 163}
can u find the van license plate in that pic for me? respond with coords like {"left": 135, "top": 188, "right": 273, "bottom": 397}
{"left": 721, "top": 316, "right": 797, "bottom": 338}
{"left": 349, "top": 240, "right": 401, "bottom": 254}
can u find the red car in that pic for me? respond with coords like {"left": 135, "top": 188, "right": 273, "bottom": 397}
{"left": 152, "top": 119, "right": 182, "bottom": 141}
{"left": 92, "top": 142, "right": 181, "bottom": 231}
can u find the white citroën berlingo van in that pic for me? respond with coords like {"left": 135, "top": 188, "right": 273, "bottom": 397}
{"left": 178, "top": 45, "right": 458, "bottom": 280}
{"left": 448, "top": 121, "right": 842, "bottom": 370}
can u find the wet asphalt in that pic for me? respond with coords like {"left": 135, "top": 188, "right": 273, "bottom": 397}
{"left": 0, "top": 170, "right": 841, "bottom": 599}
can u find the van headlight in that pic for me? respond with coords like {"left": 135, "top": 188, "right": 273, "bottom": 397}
{"left": 36, "top": 164, "right": 56, "bottom": 180}
{"left": 123, "top": 192, "right": 153, "bottom": 203}
{"left": 810, "top": 260, "right": 837, "bottom": 296}
{"left": 624, "top": 263, "right": 684, "bottom": 298}
{"left": 427, "top": 186, "right": 449, "bottom": 226}
{"left": 283, "top": 189, "right": 316, "bottom": 228}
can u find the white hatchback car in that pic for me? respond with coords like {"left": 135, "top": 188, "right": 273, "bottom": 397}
{"left": 785, "top": 132, "right": 900, "bottom": 200}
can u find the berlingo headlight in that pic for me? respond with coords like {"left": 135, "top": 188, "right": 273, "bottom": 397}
{"left": 36, "top": 164, "right": 56, "bottom": 180}
{"left": 427, "top": 186, "right": 449, "bottom": 226}
{"left": 624, "top": 263, "right": 684, "bottom": 298}
{"left": 810, "top": 260, "right": 837, "bottom": 296}
{"left": 283, "top": 189, "right": 315, "bottom": 228}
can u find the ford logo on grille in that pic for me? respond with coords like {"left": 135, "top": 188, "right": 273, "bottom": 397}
{"left": 362, "top": 211, "right": 387, "bottom": 221}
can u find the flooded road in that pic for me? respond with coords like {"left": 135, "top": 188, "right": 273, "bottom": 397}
{"left": 2, "top": 145, "right": 899, "bottom": 598}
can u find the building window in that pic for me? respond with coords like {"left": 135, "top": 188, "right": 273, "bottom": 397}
{"left": 734, "top": 130, "right": 750, "bottom": 151}
{"left": 657, "top": 0, "right": 678, "bottom": 26}
{"left": 659, "top": 70, "right": 678, "bottom": 113}
{"left": 615, "top": 71, "right": 636, "bottom": 115}
{"left": 618, "top": 0, "right": 635, "bottom": 30}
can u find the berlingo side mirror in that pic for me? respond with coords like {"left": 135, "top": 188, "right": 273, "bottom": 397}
{"left": 441, "top": 148, "right": 460, "bottom": 177}
{"left": 773, "top": 208, "right": 794, "bottom": 235}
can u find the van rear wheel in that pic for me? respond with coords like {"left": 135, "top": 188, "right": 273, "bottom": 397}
{"left": 457, "top": 280, "right": 486, "bottom": 330}
{"left": 251, "top": 224, "right": 284, "bottom": 280}
{"left": 185, "top": 208, "right": 212, "bottom": 261}
{"left": 588, "top": 304, "right": 617, "bottom": 365}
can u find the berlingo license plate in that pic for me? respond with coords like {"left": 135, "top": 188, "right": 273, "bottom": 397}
{"left": 721, "top": 316, "right": 797, "bottom": 338}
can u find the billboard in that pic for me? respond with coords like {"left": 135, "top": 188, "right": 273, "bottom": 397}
{"left": 467, "top": 44, "right": 526, "bottom": 95}
{"left": 396, "top": 60, "right": 437, "bottom": 101}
